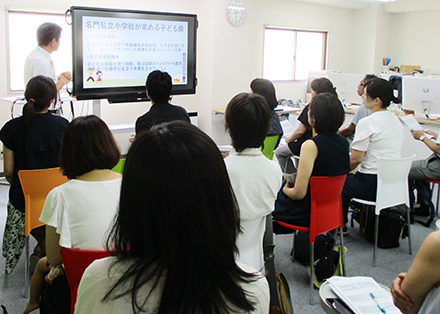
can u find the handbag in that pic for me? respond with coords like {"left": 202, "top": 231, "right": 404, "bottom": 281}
{"left": 265, "top": 215, "right": 294, "bottom": 314}
{"left": 307, "top": 245, "right": 346, "bottom": 288}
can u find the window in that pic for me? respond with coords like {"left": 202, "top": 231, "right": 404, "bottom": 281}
{"left": 7, "top": 8, "right": 72, "bottom": 92}
{"left": 263, "top": 27, "right": 327, "bottom": 81}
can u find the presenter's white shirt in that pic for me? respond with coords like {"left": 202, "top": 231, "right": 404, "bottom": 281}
{"left": 24, "top": 46, "right": 60, "bottom": 110}
{"left": 75, "top": 257, "right": 270, "bottom": 314}
{"left": 352, "top": 110, "right": 404, "bottom": 174}
{"left": 225, "top": 148, "right": 282, "bottom": 271}
{"left": 39, "top": 178, "right": 121, "bottom": 249}
{"left": 24, "top": 46, "right": 56, "bottom": 85}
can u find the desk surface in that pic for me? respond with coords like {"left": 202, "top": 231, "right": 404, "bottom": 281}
{"left": 213, "top": 105, "right": 302, "bottom": 115}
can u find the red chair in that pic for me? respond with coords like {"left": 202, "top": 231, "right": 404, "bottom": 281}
{"left": 274, "top": 175, "right": 347, "bottom": 305}
{"left": 426, "top": 179, "right": 440, "bottom": 216}
{"left": 60, "top": 248, "right": 111, "bottom": 314}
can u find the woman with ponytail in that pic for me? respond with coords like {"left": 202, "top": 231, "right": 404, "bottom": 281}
{"left": 340, "top": 78, "right": 404, "bottom": 233}
{"left": 0, "top": 75, "right": 68, "bottom": 274}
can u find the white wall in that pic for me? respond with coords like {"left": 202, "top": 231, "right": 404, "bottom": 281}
{"left": 389, "top": 10, "right": 440, "bottom": 75}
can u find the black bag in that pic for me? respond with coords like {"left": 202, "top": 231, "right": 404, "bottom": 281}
{"left": 294, "top": 231, "right": 335, "bottom": 265}
{"left": 364, "top": 205, "right": 408, "bottom": 249}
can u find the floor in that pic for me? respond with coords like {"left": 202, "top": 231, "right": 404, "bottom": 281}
{"left": 0, "top": 180, "right": 437, "bottom": 313}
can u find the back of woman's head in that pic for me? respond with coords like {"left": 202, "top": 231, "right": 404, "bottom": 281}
{"left": 364, "top": 77, "right": 401, "bottom": 108}
{"left": 107, "top": 121, "right": 256, "bottom": 313}
{"left": 60, "top": 115, "right": 120, "bottom": 179}
{"left": 309, "top": 93, "right": 345, "bottom": 134}
{"left": 23, "top": 75, "right": 57, "bottom": 131}
{"left": 311, "top": 77, "right": 338, "bottom": 97}
{"left": 250, "top": 78, "right": 278, "bottom": 110}
{"left": 225, "top": 93, "right": 271, "bottom": 152}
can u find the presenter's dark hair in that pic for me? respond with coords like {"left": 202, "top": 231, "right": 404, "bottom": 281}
{"left": 309, "top": 93, "right": 345, "bottom": 134}
{"left": 60, "top": 115, "right": 120, "bottom": 179}
{"left": 364, "top": 77, "right": 401, "bottom": 108}
{"left": 105, "top": 121, "right": 257, "bottom": 313}
{"left": 23, "top": 75, "right": 57, "bottom": 132}
{"left": 311, "top": 77, "right": 338, "bottom": 98}
{"left": 225, "top": 93, "right": 271, "bottom": 152}
{"left": 37, "top": 22, "right": 62, "bottom": 46}
{"left": 250, "top": 78, "right": 278, "bottom": 110}
{"left": 145, "top": 70, "right": 172, "bottom": 103}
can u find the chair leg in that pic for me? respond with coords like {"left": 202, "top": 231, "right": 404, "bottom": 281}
{"left": 434, "top": 183, "right": 440, "bottom": 215}
{"left": 406, "top": 206, "right": 412, "bottom": 255}
{"left": 291, "top": 231, "right": 296, "bottom": 263}
{"left": 373, "top": 214, "right": 379, "bottom": 267}
{"left": 339, "top": 226, "right": 346, "bottom": 276}
{"left": 24, "top": 236, "right": 29, "bottom": 298}
{"left": 309, "top": 242, "right": 314, "bottom": 306}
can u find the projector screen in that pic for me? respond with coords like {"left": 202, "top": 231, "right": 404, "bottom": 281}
{"left": 70, "top": 6, "right": 198, "bottom": 102}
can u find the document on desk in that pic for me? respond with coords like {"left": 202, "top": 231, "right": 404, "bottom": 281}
{"left": 327, "top": 276, "right": 401, "bottom": 314}
{"left": 401, "top": 114, "right": 437, "bottom": 141}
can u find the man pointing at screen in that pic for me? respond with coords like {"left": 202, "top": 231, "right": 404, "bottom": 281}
{"left": 24, "top": 22, "right": 71, "bottom": 113}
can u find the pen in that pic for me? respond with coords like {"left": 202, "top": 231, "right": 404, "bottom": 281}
{"left": 370, "top": 292, "right": 386, "bottom": 313}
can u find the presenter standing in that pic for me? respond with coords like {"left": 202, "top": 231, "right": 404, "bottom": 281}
{"left": 24, "top": 22, "right": 71, "bottom": 113}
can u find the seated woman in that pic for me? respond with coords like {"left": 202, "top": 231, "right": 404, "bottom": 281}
{"left": 0, "top": 75, "right": 69, "bottom": 274}
{"left": 391, "top": 231, "right": 440, "bottom": 314}
{"left": 224, "top": 93, "right": 282, "bottom": 271}
{"left": 341, "top": 78, "right": 404, "bottom": 233}
{"left": 250, "top": 78, "right": 283, "bottom": 143}
{"left": 75, "top": 122, "right": 269, "bottom": 313}
{"left": 24, "top": 115, "right": 122, "bottom": 314}
{"left": 272, "top": 93, "right": 350, "bottom": 230}
{"left": 274, "top": 77, "right": 338, "bottom": 174}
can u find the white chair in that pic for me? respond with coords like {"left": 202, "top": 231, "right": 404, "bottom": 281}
{"left": 352, "top": 155, "right": 414, "bottom": 267}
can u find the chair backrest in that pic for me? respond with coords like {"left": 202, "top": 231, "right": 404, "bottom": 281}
{"left": 60, "top": 247, "right": 111, "bottom": 314}
{"left": 375, "top": 155, "right": 414, "bottom": 214}
{"left": 262, "top": 135, "right": 281, "bottom": 160}
{"left": 111, "top": 158, "right": 126, "bottom": 174}
{"left": 309, "top": 175, "right": 347, "bottom": 242}
{"left": 18, "top": 167, "right": 68, "bottom": 237}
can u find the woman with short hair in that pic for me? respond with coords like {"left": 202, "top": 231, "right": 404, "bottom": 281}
{"left": 273, "top": 92, "right": 350, "bottom": 230}
{"left": 75, "top": 121, "right": 269, "bottom": 313}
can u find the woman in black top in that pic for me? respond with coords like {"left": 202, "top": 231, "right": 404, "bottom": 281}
{"left": 274, "top": 77, "right": 338, "bottom": 174}
{"left": 250, "top": 78, "right": 283, "bottom": 141}
{"left": 0, "top": 75, "right": 68, "bottom": 273}
{"left": 272, "top": 93, "right": 350, "bottom": 229}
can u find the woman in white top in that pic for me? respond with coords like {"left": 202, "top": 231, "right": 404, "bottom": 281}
{"left": 391, "top": 231, "right": 440, "bottom": 314}
{"left": 25, "top": 115, "right": 122, "bottom": 314}
{"left": 75, "top": 122, "right": 269, "bottom": 314}
{"left": 341, "top": 78, "right": 404, "bottom": 232}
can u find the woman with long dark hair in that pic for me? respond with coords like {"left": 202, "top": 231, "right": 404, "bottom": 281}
{"left": 75, "top": 121, "right": 269, "bottom": 313}
{"left": 0, "top": 75, "right": 68, "bottom": 274}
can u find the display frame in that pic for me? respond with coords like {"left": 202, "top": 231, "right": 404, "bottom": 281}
{"left": 70, "top": 6, "right": 197, "bottom": 102}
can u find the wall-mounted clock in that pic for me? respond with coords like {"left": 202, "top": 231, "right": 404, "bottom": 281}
{"left": 227, "top": 1, "right": 246, "bottom": 26}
